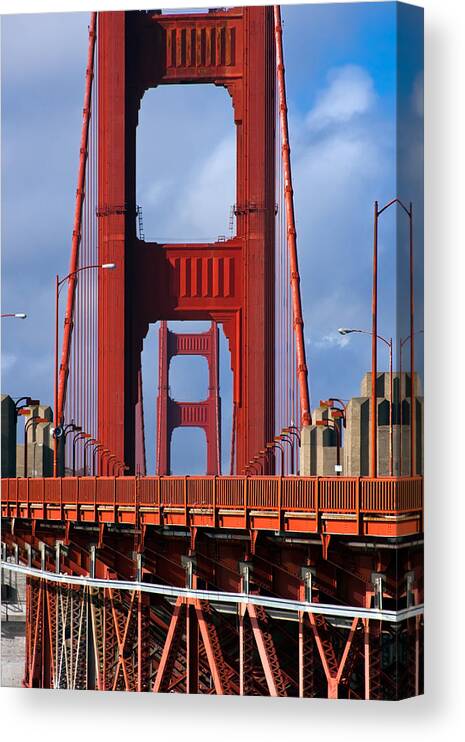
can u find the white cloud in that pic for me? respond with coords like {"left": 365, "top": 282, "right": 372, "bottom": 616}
{"left": 306, "top": 64, "right": 376, "bottom": 131}
{"left": 179, "top": 136, "right": 235, "bottom": 237}
{"left": 314, "top": 331, "right": 350, "bottom": 350}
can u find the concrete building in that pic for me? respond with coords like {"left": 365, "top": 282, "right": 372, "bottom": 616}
{"left": 300, "top": 404, "right": 344, "bottom": 476}
{"left": 301, "top": 371, "right": 423, "bottom": 477}
{"left": 344, "top": 372, "right": 423, "bottom": 477}
{"left": 15, "top": 404, "right": 54, "bottom": 477}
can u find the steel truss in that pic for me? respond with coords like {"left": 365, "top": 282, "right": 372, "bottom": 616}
{"left": 2, "top": 536, "right": 423, "bottom": 699}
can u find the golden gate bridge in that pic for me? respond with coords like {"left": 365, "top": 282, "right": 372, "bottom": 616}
{"left": 1, "top": 6, "right": 423, "bottom": 699}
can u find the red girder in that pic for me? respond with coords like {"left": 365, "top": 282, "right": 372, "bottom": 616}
{"left": 3, "top": 513, "right": 423, "bottom": 699}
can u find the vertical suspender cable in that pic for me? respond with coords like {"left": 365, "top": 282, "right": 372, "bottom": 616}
{"left": 274, "top": 6, "right": 311, "bottom": 426}
{"left": 57, "top": 12, "right": 97, "bottom": 427}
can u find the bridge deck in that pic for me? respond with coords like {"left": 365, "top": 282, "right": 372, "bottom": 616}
{"left": 1, "top": 475, "right": 423, "bottom": 538}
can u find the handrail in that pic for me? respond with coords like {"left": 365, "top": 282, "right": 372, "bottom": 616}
{"left": 1, "top": 561, "right": 424, "bottom": 623}
{"left": 1, "top": 475, "right": 423, "bottom": 514}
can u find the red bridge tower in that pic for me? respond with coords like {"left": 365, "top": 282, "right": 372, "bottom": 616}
{"left": 156, "top": 321, "right": 221, "bottom": 475}
{"left": 97, "top": 7, "right": 276, "bottom": 474}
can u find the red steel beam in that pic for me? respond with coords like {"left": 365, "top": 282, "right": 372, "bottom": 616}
{"left": 153, "top": 597, "right": 184, "bottom": 693}
{"left": 57, "top": 13, "right": 97, "bottom": 424}
{"left": 247, "top": 603, "right": 287, "bottom": 697}
{"left": 195, "top": 601, "right": 228, "bottom": 695}
{"left": 274, "top": 5, "right": 311, "bottom": 427}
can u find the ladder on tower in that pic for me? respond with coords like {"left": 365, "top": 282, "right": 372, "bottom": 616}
{"left": 136, "top": 205, "right": 145, "bottom": 241}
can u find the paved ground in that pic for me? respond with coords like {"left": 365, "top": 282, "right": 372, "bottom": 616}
{"left": 1, "top": 620, "right": 25, "bottom": 687}
{"left": 1, "top": 566, "right": 26, "bottom": 687}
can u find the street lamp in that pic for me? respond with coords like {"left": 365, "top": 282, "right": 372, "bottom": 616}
{"left": 83, "top": 438, "right": 99, "bottom": 476}
{"left": 23, "top": 416, "right": 49, "bottom": 478}
{"left": 320, "top": 398, "right": 347, "bottom": 427}
{"left": 1, "top": 313, "right": 27, "bottom": 319}
{"left": 282, "top": 426, "right": 301, "bottom": 475}
{"left": 338, "top": 328, "right": 393, "bottom": 477}
{"left": 106, "top": 455, "right": 118, "bottom": 476}
{"left": 316, "top": 418, "right": 341, "bottom": 476}
{"left": 54, "top": 421, "right": 81, "bottom": 476}
{"left": 266, "top": 441, "right": 285, "bottom": 475}
{"left": 100, "top": 448, "right": 114, "bottom": 476}
{"left": 14, "top": 397, "right": 40, "bottom": 418}
{"left": 116, "top": 462, "right": 129, "bottom": 477}
{"left": 54, "top": 262, "right": 116, "bottom": 476}
{"left": 399, "top": 330, "right": 424, "bottom": 475}
{"left": 71, "top": 431, "right": 91, "bottom": 476}
{"left": 276, "top": 434, "right": 294, "bottom": 474}
{"left": 250, "top": 454, "right": 265, "bottom": 475}
{"left": 92, "top": 443, "right": 106, "bottom": 476}
{"left": 371, "top": 198, "right": 414, "bottom": 477}
{"left": 111, "top": 459, "right": 121, "bottom": 476}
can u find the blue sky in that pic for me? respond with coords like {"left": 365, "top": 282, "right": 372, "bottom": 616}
{"left": 1, "top": 3, "right": 423, "bottom": 474}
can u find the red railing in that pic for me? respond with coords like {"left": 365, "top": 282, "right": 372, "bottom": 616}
{"left": 1, "top": 476, "right": 422, "bottom": 513}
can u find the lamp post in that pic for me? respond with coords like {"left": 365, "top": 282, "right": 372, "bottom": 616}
{"left": 338, "top": 328, "right": 393, "bottom": 477}
{"left": 100, "top": 449, "right": 114, "bottom": 476}
{"left": 1, "top": 313, "right": 27, "bottom": 319}
{"left": 83, "top": 438, "right": 98, "bottom": 476}
{"left": 111, "top": 459, "right": 122, "bottom": 476}
{"left": 115, "top": 461, "right": 124, "bottom": 476}
{"left": 15, "top": 397, "right": 40, "bottom": 418}
{"left": 399, "top": 330, "right": 423, "bottom": 475}
{"left": 117, "top": 463, "right": 130, "bottom": 477}
{"left": 106, "top": 455, "right": 118, "bottom": 476}
{"left": 320, "top": 400, "right": 346, "bottom": 459}
{"left": 283, "top": 427, "right": 301, "bottom": 445}
{"left": 320, "top": 398, "right": 347, "bottom": 426}
{"left": 92, "top": 443, "right": 106, "bottom": 476}
{"left": 316, "top": 418, "right": 341, "bottom": 476}
{"left": 282, "top": 426, "right": 301, "bottom": 475}
{"left": 71, "top": 431, "right": 91, "bottom": 476}
{"left": 369, "top": 198, "right": 414, "bottom": 477}
{"left": 54, "top": 262, "right": 116, "bottom": 476}
{"left": 253, "top": 453, "right": 266, "bottom": 475}
{"left": 54, "top": 421, "right": 81, "bottom": 476}
{"left": 276, "top": 434, "right": 294, "bottom": 474}
{"left": 23, "top": 416, "right": 49, "bottom": 478}
{"left": 266, "top": 441, "right": 285, "bottom": 475}
{"left": 248, "top": 457, "right": 259, "bottom": 475}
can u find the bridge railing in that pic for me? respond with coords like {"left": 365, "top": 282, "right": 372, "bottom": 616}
{"left": 1, "top": 475, "right": 423, "bottom": 516}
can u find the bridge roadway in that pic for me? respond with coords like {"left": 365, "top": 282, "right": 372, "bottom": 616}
{"left": 1, "top": 475, "right": 423, "bottom": 539}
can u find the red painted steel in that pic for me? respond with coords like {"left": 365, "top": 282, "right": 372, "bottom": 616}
{"left": 97, "top": 8, "right": 276, "bottom": 474}
{"left": 6, "top": 530, "right": 422, "bottom": 698}
{"left": 57, "top": 13, "right": 97, "bottom": 427}
{"left": 1, "top": 475, "right": 423, "bottom": 538}
{"left": 1, "top": 8, "right": 424, "bottom": 702}
{"left": 156, "top": 322, "right": 221, "bottom": 475}
{"left": 274, "top": 5, "right": 311, "bottom": 428}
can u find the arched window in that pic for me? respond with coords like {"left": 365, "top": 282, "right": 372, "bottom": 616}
{"left": 401, "top": 399, "right": 410, "bottom": 425}
{"left": 378, "top": 399, "right": 390, "bottom": 426}
{"left": 322, "top": 427, "right": 337, "bottom": 447}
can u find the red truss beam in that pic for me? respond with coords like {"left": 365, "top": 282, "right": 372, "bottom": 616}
{"left": 2, "top": 525, "right": 423, "bottom": 699}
